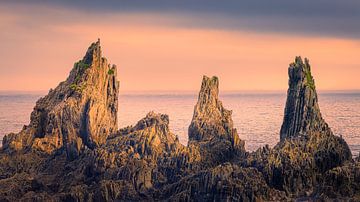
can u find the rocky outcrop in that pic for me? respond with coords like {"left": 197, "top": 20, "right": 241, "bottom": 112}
{"left": 245, "top": 131, "right": 352, "bottom": 197}
{"left": 278, "top": 57, "right": 352, "bottom": 171}
{"left": 243, "top": 56, "right": 352, "bottom": 197}
{"left": 75, "top": 112, "right": 189, "bottom": 200}
{"left": 280, "top": 56, "right": 330, "bottom": 140}
{"left": 0, "top": 111, "right": 184, "bottom": 201}
{"left": 2, "top": 39, "right": 119, "bottom": 159}
{"left": 0, "top": 47, "right": 358, "bottom": 201}
{"left": 188, "top": 76, "right": 245, "bottom": 166}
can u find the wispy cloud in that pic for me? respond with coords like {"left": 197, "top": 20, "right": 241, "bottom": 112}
{"left": 4, "top": 0, "right": 360, "bottom": 39}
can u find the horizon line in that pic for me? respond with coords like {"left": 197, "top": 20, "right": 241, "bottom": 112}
{"left": 1, "top": 89, "right": 360, "bottom": 95}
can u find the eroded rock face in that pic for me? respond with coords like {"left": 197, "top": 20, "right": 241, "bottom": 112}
{"left": 2, "top": 39, "right": 119, "bottom": 159}
{"left": 188, "top": 76, "right": 245, "bottom": 166}
{"left": 280, "top": 56, "right": 330, "bottom": 140}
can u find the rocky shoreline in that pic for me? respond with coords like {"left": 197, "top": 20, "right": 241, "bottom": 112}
{"left": 0, "top": 40, "right": 359, "bottom": 201}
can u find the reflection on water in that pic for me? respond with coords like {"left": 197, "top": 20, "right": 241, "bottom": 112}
{"left": 1, "top": 92, "right": 359, "bottom": 156}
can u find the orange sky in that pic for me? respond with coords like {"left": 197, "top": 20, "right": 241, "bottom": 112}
{"left": 0, "top": 5, "right": 359, "bottom": 92}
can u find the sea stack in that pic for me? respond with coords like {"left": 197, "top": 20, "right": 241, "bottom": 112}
{"left": 188, "top": 76, "right": 245, "bottom": 165}
{"left": 280, "top": 56, "right": 330, "bottom": 140}
{"left": 2, "top": 39, "right": 119, "bottom": 159}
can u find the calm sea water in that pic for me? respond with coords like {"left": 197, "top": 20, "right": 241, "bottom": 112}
{"left": 1, "top": 92, "right": 359, "bottom": 157}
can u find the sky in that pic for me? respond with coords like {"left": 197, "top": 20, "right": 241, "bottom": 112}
{"left": 0, "top": 1, "right": 359, "bottom": 92}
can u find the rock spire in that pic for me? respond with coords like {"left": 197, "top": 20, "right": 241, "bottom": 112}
{"left": 280, "top": 56, "right": 330, "bottom": 140}
{"left": 2, "top": 39, "right": 119, "bottom": 159}
{"left": 188, "top": 76, "right": 245, "bottom": 165}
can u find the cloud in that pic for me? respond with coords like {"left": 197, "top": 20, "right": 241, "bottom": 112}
{"left": 4, "top": 0, "right": 360, "bottom": 39}
{"left": 0, "top": 1, "right": 359, "bottom": 92}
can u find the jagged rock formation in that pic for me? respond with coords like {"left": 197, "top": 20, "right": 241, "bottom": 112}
{"left": 243, "top": 56, "right": 352, "bottom": 198}
{"left": 2, "top": 39, "right": 119, "bottom": 159}
{"left": 0, "top": 46, "right": 358, "bottom": 201}
{"left": 245, "top": 131, "right": 352, "bottom": 197}
{"left": 63, "top": 112, "right": 190, "bottom": 200}
{"left": 188, "top": 76, "right": 245, "bottom": 166}
{"left": 0, "top": 111, "right": 197, "bottom": 201}
{"left": 280, "top": 56, "right": 330, "bottom": 140}
{"left": 279, "top": 57, "right": 352, "bottom": 172}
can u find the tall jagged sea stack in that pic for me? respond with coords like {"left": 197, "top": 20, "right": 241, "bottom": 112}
{"left": 2, "top": 39, "right": 119, "bottom": 159}
{"left": 280, "top": 56, "right": 330, "bottom": 140}
{"left": 188, "top": 76, "right": 245, "bottom": 166}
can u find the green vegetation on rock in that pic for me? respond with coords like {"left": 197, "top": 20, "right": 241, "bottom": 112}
{"left": 69, "top": 83, "right": 86, "bottom": 92}
{"left": 69, "top": 83, "right": 77, "bottom": 91}
{"left": 75, "top": 74, "right": 81, "bottom": 83}
{"left": 76, "top": 60, "right": 90, "bottom": 69}
{"left": 108, "top": 69, "right": 115, "bottom": 75}
{"left": 305, "top": 68, "right": 315, "bottom": 90}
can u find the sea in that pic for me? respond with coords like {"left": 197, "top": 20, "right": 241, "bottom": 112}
{"left": 1, "top": 91, "right": 359, "bottom": 157}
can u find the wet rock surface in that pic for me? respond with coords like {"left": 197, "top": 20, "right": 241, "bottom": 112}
{"left": 0, "top": 48, "right": 359, "bottom": 201}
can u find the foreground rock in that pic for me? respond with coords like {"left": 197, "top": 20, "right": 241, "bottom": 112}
{"left": 158, "top": 163, "right": 287, "bottom": 201}
{"left": 2, "top": 39, "right": 119, "bottom": 159}
{"left": 0, "top": 45, "right": 358, "bottom": 201}
{"left": 0, "top": 112, "right": 189, "bottom": 201}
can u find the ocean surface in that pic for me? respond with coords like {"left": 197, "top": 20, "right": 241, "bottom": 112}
{"left": 1, "top": 92, "right": 359, "bottom": 157}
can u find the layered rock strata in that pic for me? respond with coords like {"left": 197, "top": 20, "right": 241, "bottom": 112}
{"left": 280, "top": 56, "right": 330, "bottom": 140}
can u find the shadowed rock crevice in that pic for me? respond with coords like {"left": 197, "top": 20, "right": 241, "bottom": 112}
{"left": 80, "top": 99, "right": 91, "bottom": 149}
